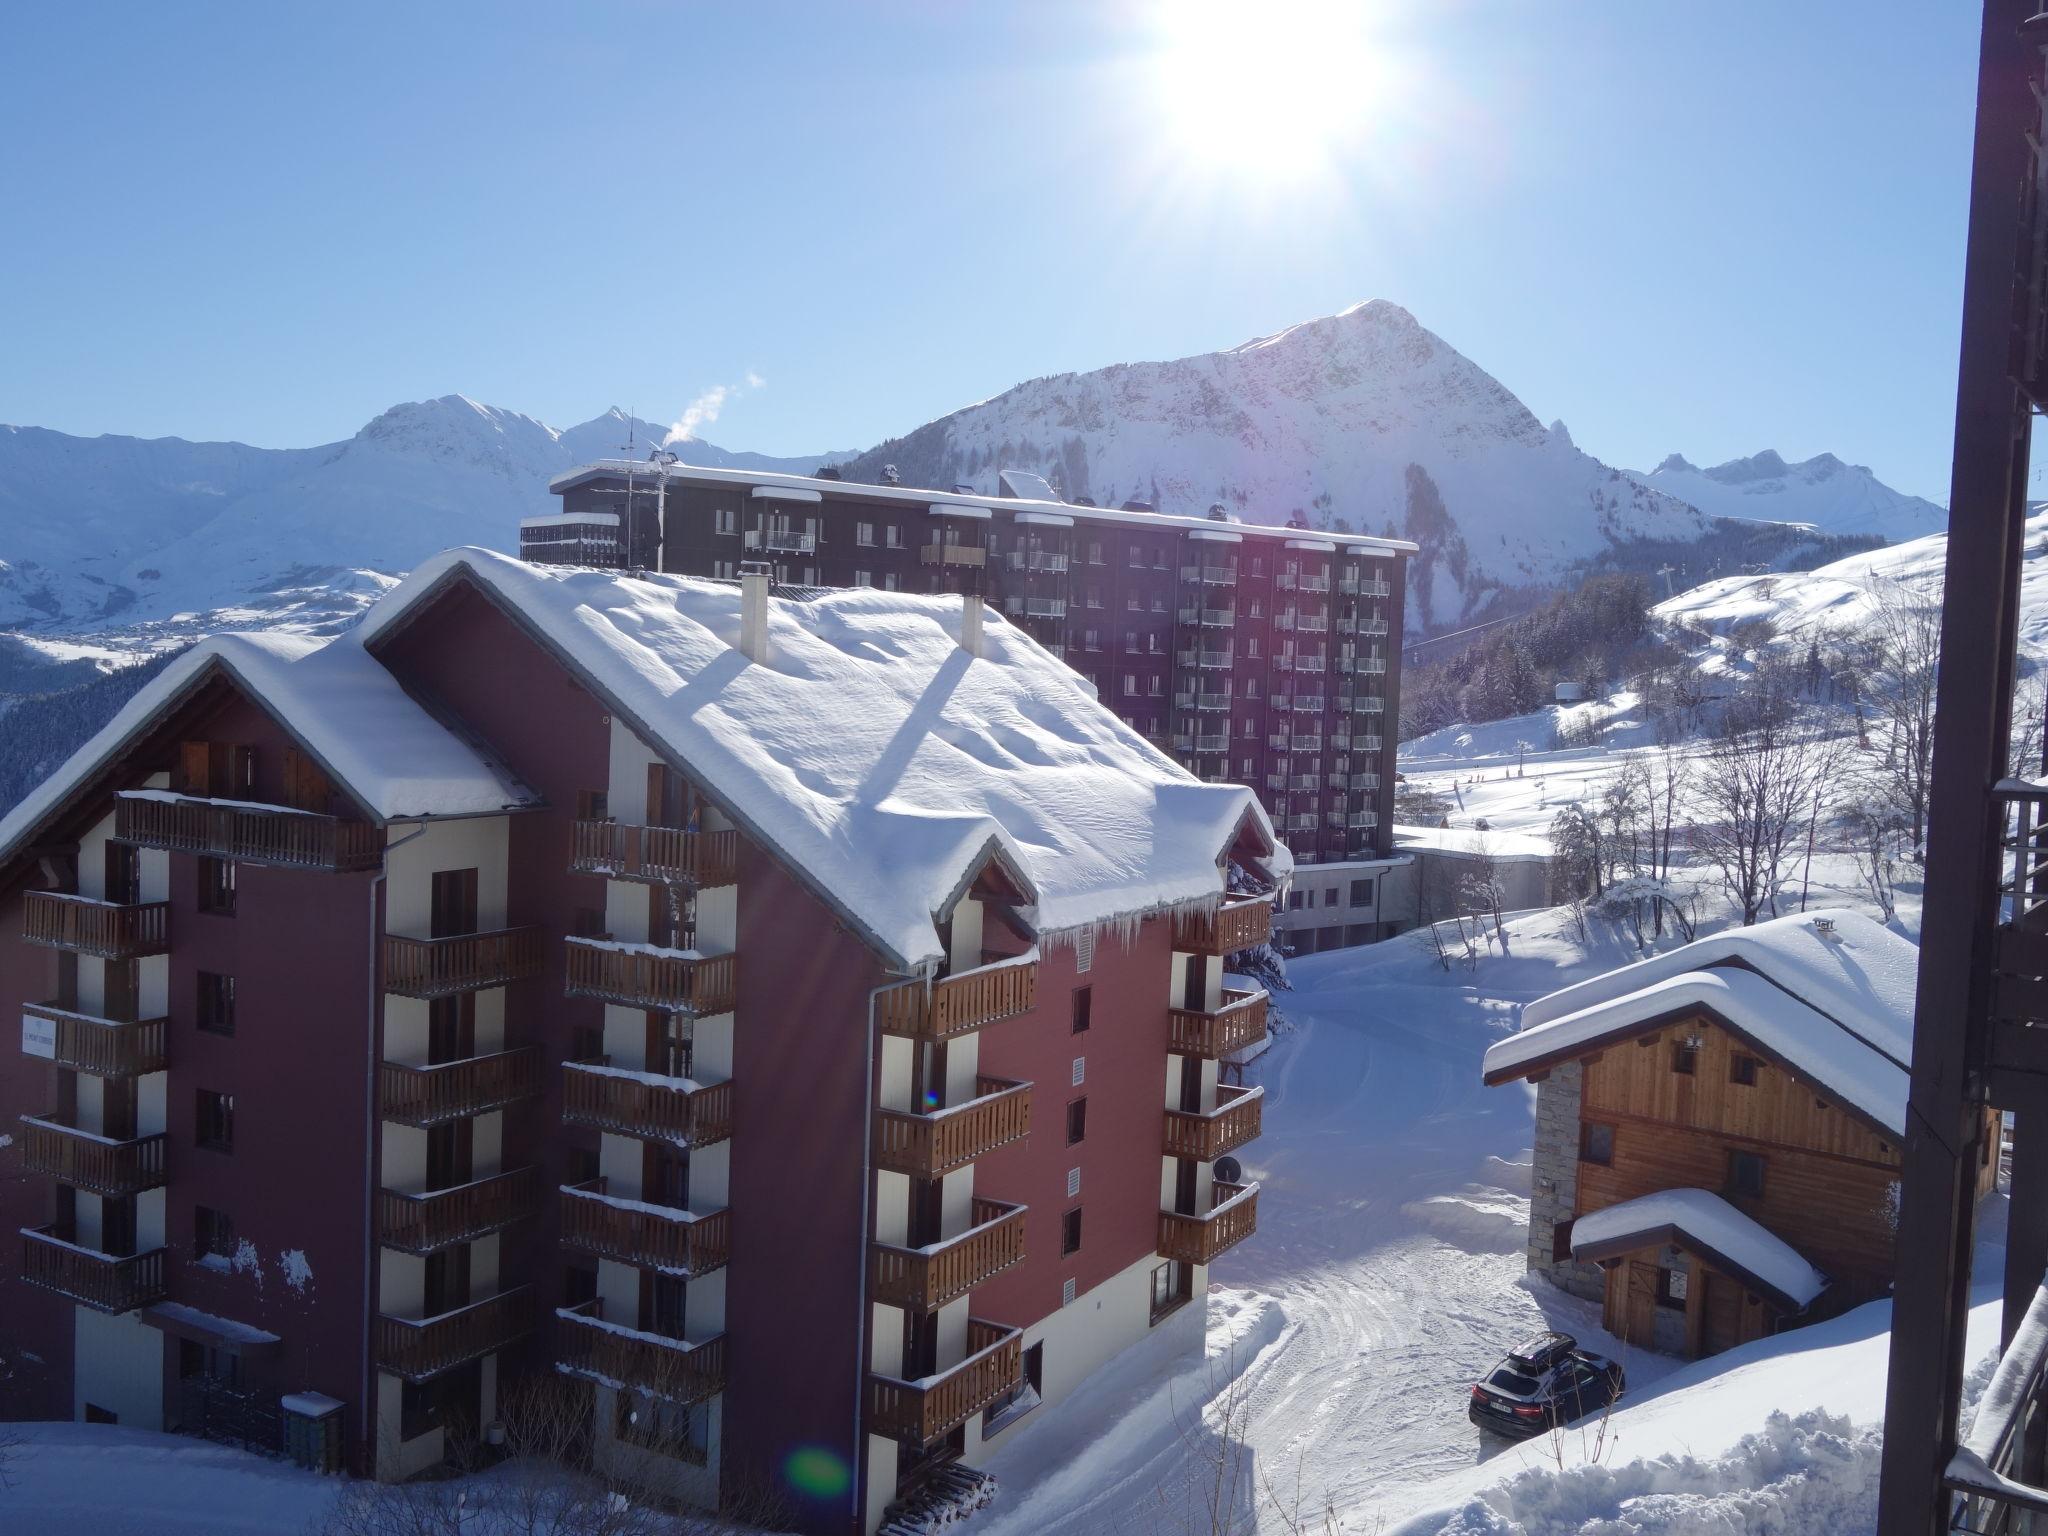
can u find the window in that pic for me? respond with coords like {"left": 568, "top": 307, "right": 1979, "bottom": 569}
{"left": 1123, "top": 674, "right": 1139, "bottom": 697}
{"left": 854, "top": 569, "right": 872, "bottom": 588}
{"left": 1288, "top": 890, "right": 1305, "bottom": 911}
{"left": 179, "top": 1338, "right": 241, "bottom": 1386}
{"left": 196, "top": 1090, "right": 235, "bottom": 1152}
{"left": 1061, "top": 1207, "right": 1083, "bottom": 1256}
{"left": 193, "top": 1205, "right": 235, "bottom": 1263}
{"left": 1671, "top": 1040, "right": 1698, "bottom": 1076}
{"left": 1579, "top": 1121, "right": 1615, "bottom": 1166}
{"left": 196, "top": 972, "right": 236, "bottom": 1037}
{"left": 1730, "top": 1053, "right": 1759, "bottom": 1086}
{"left": 884, "top": 524, "right": 901, "bottom": 548}
{"left": 575, "top": 788, "right": 609, "bottom": 821}
{"left": 614, "top": 1394, "right": 710, "bottom": 1463}
{"left": 712, "top": 558, "right": 736, "bottom": 579}
{"left": 883, "top": 573, "right": 899, "bottom": 591}
{"left": 1071, "top": 986, "right": 1092, "bottom": 1035}
{"left": 713, "top": 505, "right": 736, "bottom": 535}
{"left": 984, "top": 1341, "right": 1045, "bottom": 1432}
{"left": 1350, "top": 879, "right": 1375, "bottom": 908}
{"left": 1251, "top": 557, "right": 1264, "bottom": 576}
{"left": 1150, "top": 1260, "right": 1193, "bottom": 1323}
{"left": 1322, "top": 888, "right": 1338, "bottom": 908}
{"left": 1656, "top": 1266, "right": 1689, "bottom": 1310}
{"left": 1727, "top": 1149, "right": 1767, "bottom": 1199}
{"left": 1067, "top": 1098, "right": 1087, "bottom": 1145}
{"left": 197, "top": 857, "right": 236, "bottom": 916}
{"left": 1129, "top": 544, "right": 1143, "bottom": 566}
{"left": 856, "top": 521, "right": 875, "bottom": 546}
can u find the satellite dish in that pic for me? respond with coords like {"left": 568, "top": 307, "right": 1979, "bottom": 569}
{"left": 1213, "top": 1155, "right": 1243, "bottom": 1185}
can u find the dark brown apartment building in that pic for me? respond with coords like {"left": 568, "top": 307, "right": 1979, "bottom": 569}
{"left": 526, "top": 460, "right": 1414, "bottom": 944}
{"left": 0, "top": 548, "right": 1284, "bottom": 1532}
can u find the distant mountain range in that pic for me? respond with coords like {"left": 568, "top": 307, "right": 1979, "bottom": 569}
{"left": 0, "top": 303, "right": 1940, "bottom": 689}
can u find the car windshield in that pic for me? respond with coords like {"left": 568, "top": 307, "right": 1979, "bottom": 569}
{"left": 1487, "top": 1368, "right": 1540, "bottom": 1395}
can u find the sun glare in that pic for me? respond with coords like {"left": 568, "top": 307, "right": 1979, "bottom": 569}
{"left": 1151, "top": 0, "right": 1391, "bottom": 178}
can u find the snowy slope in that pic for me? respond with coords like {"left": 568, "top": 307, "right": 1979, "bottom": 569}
{"left": 835, "top": 301, "right": 1718, "bottom": 632}
{"left": 1626, "top": 449, "right": 1946, "bottom": 543}
{"left": 0, "top": 402, "right": 842, "bottom": 639}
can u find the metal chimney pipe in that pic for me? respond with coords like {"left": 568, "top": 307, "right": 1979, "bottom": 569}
{"left": 740, "top": 563, "right": 770, "bottom": 663}
{"left": 960, "top": 595, "right": 983, "bottom": 658}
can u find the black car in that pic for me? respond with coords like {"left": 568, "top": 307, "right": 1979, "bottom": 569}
{"left": 1468, "top": 1331, "right": 1624, "bottom": 1440}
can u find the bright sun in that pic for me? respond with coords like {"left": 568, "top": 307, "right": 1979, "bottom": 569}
{"left": 1151, "top": 0, "right": 1390, "bottom": 178}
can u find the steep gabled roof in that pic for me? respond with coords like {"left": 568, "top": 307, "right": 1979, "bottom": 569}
{"left": 1482, "top": 909, "right": 1917, "bottom": 1138}
{"left": 1570, "top": 1188, "right": 1830, "bottom": 1314}
{"left": 0, "top": 630, "right": 538, "bottom": 875}
{"left": 361, "top": 548, "right": 1282, "bottom": 972}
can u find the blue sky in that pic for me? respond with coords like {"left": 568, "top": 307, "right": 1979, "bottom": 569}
{"left": 0, "top": 2, "right": 1980, "bottom": 499}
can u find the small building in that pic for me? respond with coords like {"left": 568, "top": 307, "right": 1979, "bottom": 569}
{"left": 1391, "top": 822, "right": 1554, "bottom": 922}
{"left": 1482, "top": 910, "right": 1997, "bottom": 1358}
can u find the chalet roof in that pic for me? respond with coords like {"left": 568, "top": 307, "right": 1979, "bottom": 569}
{"left": 1482, "top": 910, "right": 1917, "bottom": 1137}
{"left": 1570, "top": 1188, "right": 1830, "bottom": 1314}
{"left": 360, "top": 548, "right": 1283, "bottom": 972}
{"left": 0, "top": 631, "right": 536, "bottom": 868}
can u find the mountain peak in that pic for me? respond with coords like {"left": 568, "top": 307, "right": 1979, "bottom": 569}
{"left": 1654, "top": 452, "right": 1697, "bottom": 474}
{"left": 1705, "top": 449, "right": 1791, "bottom": 485}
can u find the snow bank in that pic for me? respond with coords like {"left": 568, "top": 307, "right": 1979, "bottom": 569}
{"left": 1394, "top": 1410, "right": 1881, "bottom": 1536}
{"left": 1571, "top": 1189, "right": 1828, "bottom": 1309}
{"left": 359, "top": 549, "right": 1281, "bottom": 969}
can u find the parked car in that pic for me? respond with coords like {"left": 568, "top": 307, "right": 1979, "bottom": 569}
{"left": 1467, "top": 1330, "right": 1624, "bottom": 1439}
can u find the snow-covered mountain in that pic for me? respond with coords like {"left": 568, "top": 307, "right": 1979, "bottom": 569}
{"left": 834, "top": 301, "right": 1720, "bottom": 631}
{"left": 1622, "top": 449, "right": 1946, "bottom": 544}
{"left": 0, "top": 399, "right": 841, "bottom": 640}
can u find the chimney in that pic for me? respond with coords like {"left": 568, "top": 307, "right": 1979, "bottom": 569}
{"left": 960, "top": 595, "right": 983, "bottom": 658}
{"left": 739, "top": 562, "right": 771, "bottom": 664}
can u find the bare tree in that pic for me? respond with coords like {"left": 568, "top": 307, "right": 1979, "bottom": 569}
{"left": 1831, "top": 577, "right": 1941, "bottom": 856}
{"left": 1549, "top": 803, "right": 1603, "bottom": 901}
{"left": 1693, "top": 702, "right": 1847, "bottom": 926}
{"left": 1843, "top": 805, "right": 1904, "bottom": 924}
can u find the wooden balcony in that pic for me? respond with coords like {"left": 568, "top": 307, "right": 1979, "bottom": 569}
{"left": 1167, "top": 989, "right": 1269, "bottom": 1060}
{"left": 23, "top": 891, "right": 168, "bottom": 959}
{"left": 875, "top": 1076, "right": 1032, "bottom": 1179}
{"left": 919, "top": 544, "right": 988, "bottom": 568}
{"left": 19, "top": 1116, "right": 166, "bottom": 1197}
{"left": 376, "top": 1286, "right": 534, "bottom": 1383}
{"left": 561, "top": 1060, "right": 734, "bottom": 1148}
{"left": 1171, "top": 897, "right": 1272, "bottom": 957}
{"left": 20, "top": 1225, "right": 166, "bottom": 1314}
{"left": 377, "top": 1046, "right": 541, "bottom": 1127}
{"left": 21, "top": 1001, "right": 167, "bottom": 1077}
{"left": 568, "top": 822, "right": 739, "bottom": 888}
{"left": 556, "top": 1301, "right": 728, "bottom": 1405}
{"left": 867, "top": 1319, "right": 1022, "bottom": 1448}
{"left": 115, "top": 792, "right": 383, "bottom": 873}
{"left": 560, "top": 1178, "right": 732, "bottom": 1276}
{"left": 1157, "top": 1180, "right": 1259, "bottom": 1267}
{"left": 876, "top": 954, "right": 1038, "bottom": 1042}
{"left": 382, "top": 927, "right": 545, "bottom": 999}
{"left": 378, "top": 1166, "right": 541, "bottom": 1256}
{"left": 1162, "top": 1084, "right": 1264, "bottom": 1161}
{"left": 871, "top": 1198, "right": 1027, "bottom": 1312}
{"left": 563, "top": 938, "right": 736, "bottom": 1014}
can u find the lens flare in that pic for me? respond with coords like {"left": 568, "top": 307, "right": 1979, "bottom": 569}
{"left": 784, "top": 1444, "right": 851, "bottom": 1500}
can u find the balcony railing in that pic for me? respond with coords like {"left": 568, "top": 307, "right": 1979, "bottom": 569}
{"left": 115, "top": 792, "right": 382, "bottom": 873}
{"left": 743, "top": 528, "right": 815, "bottom": 554}
{"left": 19, "top": 1116, "right": 166, "bottom": 1197}
{"left": 383, "top": 927, "right": 545, "bottom": 999}
{"left": 376, "top": 1286, "right": 534, "bottom": 1384}
{"left": 1163, "top": 1085, "right": 1264, "bottom": 1161}
{"left": 1354, "top": 696, "right": 1386, "bottom": 715}
{"left": 1006, "top": 551, "right": 1070, "bottom": 574}
{"left": 867, "top": 1318, "right": 1022, "bottom": 1447}
{"left": 1173, "top": 898, "right": 1273, "bottom": 956}
{"left": 870, "top": 1198, "right": 1027, "bottom": 1312}
{"left": 1157, "top": 1180, "right": 1260, "bottom": 1267}
{"left": 378, "top": 1046, "right": 541, "bottom": 1127}
{"left": 875, "top": 1076, "right": 1032, "bottom": 1178}
{"left": 920, "top": 544, "right": 987, "bottom": 568}
{"left": 557, "top": 1301, "right": 728, "bottom": 1406}
{"left": 876, "top": 954, "right": 1037, "bottom": 1041}
{"left": 23, "top": 891, "right": 168, "bottom": 959}
{"left": 563, "top": 938, "right": 736, "bottom": 1014}
{"left": 1004, "top": 597, "right": 1067, "bottom": 620}
{"left": 562, "top": 1060, "right": 734, "bottom": 1148}
{"left": 1167, "top": 988, "right": 1270, "bottom": 1059}
{"left": 1193, "top": 733, "right": 1229, "bottom": 752}
{"left": 560, "top": 1178, "right": 732, "bottom": 1276}
{"left": 21, "top": 1001, "right": 166, "bottom": 1077}
{"left": 1359, "top": 578, "right": 1392, "bottom": 597}
{"left": 1194, "top": 692, "right": 1232, "bottom": 712}
{"left": 378, "top": 1166, "right": 541, "bottom": 1256}
{"left": 1360, "top": 618, "right": 1391, "bottom": 636}
{"left": 568, "top": 822, "right": 739, "bottom": 888}
{"left": 1357, "top": 658, "right": 1388, "bottom": 675}
{"left": 20, "top": 1226, "right": 166, "bottom": 1313}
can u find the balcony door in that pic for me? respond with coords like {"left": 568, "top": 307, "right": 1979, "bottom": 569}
{"left": 645, "top": 1011, "right": 691, "bottom": 1081}
{"left": 423, "top": 1245, "right": 471, "bottom": 1316}
{"left": 427, "top": 995, "right": 476, "bottom": 1066}
{"left": 429, "top": 869, "right": 478, "bottom": 940}
{"left": 646, "top": 764, "right": 690, "bottom": 830}
{"left": 1181, "top": 954, "right": 1209, "bottom": 1013}
{"left": 643, "top": 1141, "right": 689, "bottom": 1210}
{"left": 425, "top": 1121, "right": 473, "bottom": 1193}
{"left": 104, "top": 842, "right": 140, "bottom": 907}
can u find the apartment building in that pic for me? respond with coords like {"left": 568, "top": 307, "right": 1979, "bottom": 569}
{"left": 529, "top": 460, "right": 1413, "bottom": 904}
{"left": 0, "top": 547, "right": 1286, "bottom": 1533}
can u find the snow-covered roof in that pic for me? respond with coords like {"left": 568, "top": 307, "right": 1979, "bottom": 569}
{"left": 1570, "top": 1188, "right": 1830, "bottom": 1313}
{"left": 548, "top": 459, "right": 1419, "bottom": 555}
{"left": 361, "top": 548, "right": 1281, "bottom": 971}
{"left": 0, "top": 631, "right": 537, "bottom": 872}
{"left": 1484, "top": 909, "right": 1916, "bottom": 1136}
{"left": 1393, "top": 822, "right": 1552, "bottom": 862}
